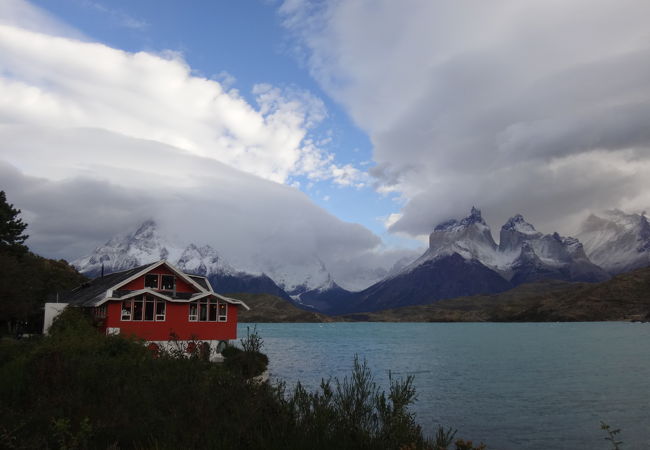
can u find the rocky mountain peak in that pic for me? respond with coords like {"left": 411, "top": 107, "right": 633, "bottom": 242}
{"left": 461, "top": 206, "right": 485, "bottom": 226}
{"left": 434, "top": 207, "right": 486, "bottom": 232}
{"left": 499, "top": 214, "right": 542, "bottom": 253}
{"left": 514, "top": 241, "right": 542, "bottom": 265}
{"left": 577, "top": 209, "right": 650, "bottom": 274}
{"left": 501, "top": 214, "right": 540, "bottom": 235}
{"left": 427, "top": 207, "right": 497, "bottom": 263}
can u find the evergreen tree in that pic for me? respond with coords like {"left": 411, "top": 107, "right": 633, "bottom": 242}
{"left": 0, "top": 190, "right": 28, "bottom": 255}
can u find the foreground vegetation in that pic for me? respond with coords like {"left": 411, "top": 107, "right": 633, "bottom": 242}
{"left": 0, "top": 308, "right": 485, "bottom": 449}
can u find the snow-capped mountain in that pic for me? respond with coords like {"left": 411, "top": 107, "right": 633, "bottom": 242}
{"left": 72, "top": 220, "right": 334, "bottom": 302}
{"left": 342, "top": 207, "right": 608, "bottom": 313}
{"left": 498, "top": 216, "right": 608, "bottom": 284}
{"left": 398, "top": 208, "right": 606, "bottom": 283}
{"left": 72, "top": 220, "right": 185, "bottom": 276}
{"left": 175, "top": 243, "right": 236, "bottom": 278}
{"left": 577, "top": 210, "right": 650, "bottom": 274}
{"left": 253, "top": 255, "right": 353, "bottom": 312}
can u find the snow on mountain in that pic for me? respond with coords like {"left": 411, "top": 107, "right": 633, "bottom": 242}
{"left": 426, "top": 206, "right": 499, "bottom": 264}
{"left": 395, "top": 207, "right": 607, "bottom": 283}
{"left": 72, "top": 220, "right": 185, "bottom": 276}
{"left": 577, "top": 210, "right": 650, "bottom": 274}
{"left": 73, "top": 220, "right": 340, "bottom": 296}
{"left": 175, "top": 243, "right": 236, "bottom": 277}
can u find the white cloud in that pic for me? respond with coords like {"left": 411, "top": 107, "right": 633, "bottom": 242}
{"left": 0, "top": 21, "right": 361, "bottom": 186}
{"left": 0, "top": 126, "right": 388, "bottom": 281}
{"left": 281, "top": 0, "right": 650, "bottom": 236}
{"left": 0, "top": 4, "right": 403, "bottom": 290}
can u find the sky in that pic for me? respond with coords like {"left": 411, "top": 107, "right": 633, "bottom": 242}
{"left": 1, "top": 0, "right": 650, "bottom": 289}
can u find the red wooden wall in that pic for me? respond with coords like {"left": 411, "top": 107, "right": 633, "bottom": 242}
{"left": 103, "top": 300, "right": 239, "bottom": 341}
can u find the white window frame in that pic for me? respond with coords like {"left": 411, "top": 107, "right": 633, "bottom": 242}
{"left": 188, "top": 303, "right": 198, "bottom": 322}
{"left": 188, "top": 298, "right": 228, "bottom": 322}
{"left": 121, "top": 300, "right": 132, "bottom": 321}
{"left": 155, "top": 300, "right": 166, "bottom": 321}
{"left": 218, "top": 303, "right": 228, "bottom": 322}
{"left": 120, "top": 296, "right": 166, "bottom": 322}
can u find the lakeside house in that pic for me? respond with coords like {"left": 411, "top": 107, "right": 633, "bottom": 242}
{"left": 44, "top": 260, "right": 249, "bottom": 358}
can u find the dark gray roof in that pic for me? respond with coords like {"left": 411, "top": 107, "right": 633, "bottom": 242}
{"left": 188, "top": 275, "right": 211, "bottom": 291}
{"left": 61, "top": 263, "right": 155, "bottom": 307}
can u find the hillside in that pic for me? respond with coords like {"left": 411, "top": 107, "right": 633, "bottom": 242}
{"left": 228, "top": 293, "right": 333, "bottom": 323}
{"left": 340, "top": 267, "right": 650, "bottom": 322}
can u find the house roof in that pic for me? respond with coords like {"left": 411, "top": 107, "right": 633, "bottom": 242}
{"left": 59, "top": 261, "right": 248, "bottom": 309}
{"left": 188, "top": 275, "right": 212, "bottom": 292}
{"left": 61, "top": 263, "right": 155, "bottom": 307}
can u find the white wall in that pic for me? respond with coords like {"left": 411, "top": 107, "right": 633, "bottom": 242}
{"left": 43, "top": 303, "right": 69, "bottom": 334}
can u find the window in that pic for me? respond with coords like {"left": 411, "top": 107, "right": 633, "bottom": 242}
{"left": 199, "top": 302, "right": 208, "bottom": 321}
{"left": 156, "top": 301, "right": 166, "bottom": 321}
{"left": 218, "top": 303, "right": 228, "bottom": 322}
{"left": 189, "top": 298, "right": 228, "bottom": 322}
{"left": 121, "top": 301, "right": 132, "bottom": 321}
{"left": 209, "top": 302, "right": 218, "bottom": 321}
{"left": 120, "top": 296, "right": 166, "bottom": 322}
{"left": 144, "top": 296, "right": 155, "bottom": 321}
{"left": 161, "top": 275, "right": 175, "bottom": 291}
{"left": 133, "top": 298, "right": 144, "bottom": 321}
{"left": 189, "top": 303, "right": 198, "bottom": 321}
{"left": 145, "top": 274, "right": 159, "bottom": 289}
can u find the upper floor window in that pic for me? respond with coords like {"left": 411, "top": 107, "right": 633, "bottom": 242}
{"left": 144, "top": 273, "right": 176, "bottom": 291}
{"left": 161, "top": 275, "right": 175, "bottom": 291}
{"left": 188, "top": 298, "right": 227, "bottom": 322}
{"left": 144, "top": 274, "right": 159, "bottom": 289}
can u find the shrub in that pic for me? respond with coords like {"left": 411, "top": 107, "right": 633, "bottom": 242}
{"left": 0, "top": 312, "right": 480, "bottom": 449}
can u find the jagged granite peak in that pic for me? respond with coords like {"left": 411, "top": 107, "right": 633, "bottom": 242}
{"left": 434, "top": 206, "right": 486, "bottom": 231}
{"left": 426, "top": 207, "right": 497, "bottom": 264}
{"left": 499, "top": 214, "right": 543, "bottom": 254}
{"left": 394, "top": 207, "right": 607, "bottom": 287}
{"left": 501, "top": 214, "right": 541, "bottom": 235}
{"left": 577, "top": 210, "right": 650, "bottom": 274}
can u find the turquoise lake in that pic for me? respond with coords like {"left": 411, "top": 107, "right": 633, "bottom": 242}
{"left": 237, "top": 322, "right": 650, "bottom": 450}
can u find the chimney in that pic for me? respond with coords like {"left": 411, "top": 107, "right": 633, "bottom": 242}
{"left": 101, "top": 263, "right": 104, "bottom": 279}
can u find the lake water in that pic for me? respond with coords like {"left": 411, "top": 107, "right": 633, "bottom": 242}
{"left": 237, "top": 322, "right": 650, "bottom": 449}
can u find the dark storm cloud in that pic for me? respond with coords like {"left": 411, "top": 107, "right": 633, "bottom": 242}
{"left": 282, "top": 0, "right": 650, "bottom": 236}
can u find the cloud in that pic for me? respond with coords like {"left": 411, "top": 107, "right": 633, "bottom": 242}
{"left": 0, "top": 5, "right": 403, "bottom": 290}
{"left": 0, "top": 21, "right": 359, "bottom": 186}
{"left": 0, "top": 0, "right": 84, "bottom": 38}
{"left": 280, "top": 0, "right": 650, "bottom": 236}
{"left": 0, "top": 126, "right": 387, "bottom": 287}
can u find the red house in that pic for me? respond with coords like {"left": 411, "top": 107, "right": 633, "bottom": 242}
{"left": 44, "top": 260, "right": 249, "bottom": 356}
